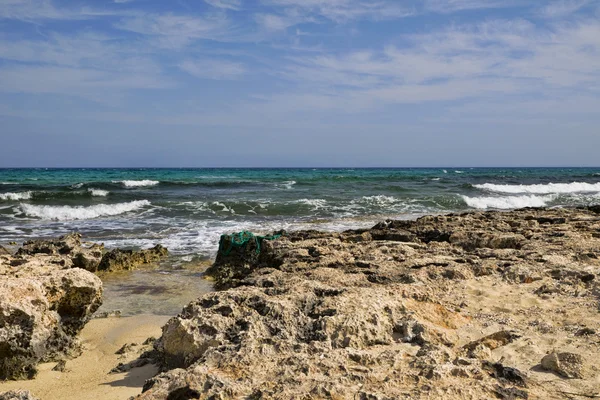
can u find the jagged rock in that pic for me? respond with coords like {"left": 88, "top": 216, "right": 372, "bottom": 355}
{"left": 15, "top": 233, "right": 105, "bottom": 272}
{"left": 97, "top": 245, "right": 168, "bottom": 272}
{"left": 540, "top": 352, "right": 585, "bottom": 379}
{"left": 52, "top": 359, "right": 66, "bottom": 372}
{"left": 0, "top": 258, "right": 102, "bottom": 380}
{"left": 463, "top": 331, "right": 521, "bottom": 353}
{"left": 0, "top": 391, "right": 39, "bottom": 400}
{"left": 138, "top": 208, "right": 600, "bottom": 399}
{"left": 17, "top": 233, "right": 85, "bottom": 256}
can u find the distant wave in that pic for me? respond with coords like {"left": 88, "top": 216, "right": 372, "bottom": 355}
{"left": 461, "top": 195, "right": 554, "bottom": 209}
{"left": 355, "top": 195, "right": 397, "bottom": 207}
{"left": 475, "top": 182, "right": 600, "bottom": 194}
{"left": 276, "top": 180, "right": 296, "bottom": 190}
{"left": 0, "top": 191, "right": 32, "bottom": 201}
{"left": 114, "top": 180, "right": 159, "bottom": 187}
{"left": 88, "top": 188, "right": 109, "bottom": 197}
{"left": 19, "top": 200, "right": 150, "bottom": 220}
{"left": 296, "top": 198, "right": 328, "bottom": 209}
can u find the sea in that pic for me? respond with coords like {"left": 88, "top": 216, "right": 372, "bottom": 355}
{"left": 2, "top": 167, "right": 599, "bottom": 314}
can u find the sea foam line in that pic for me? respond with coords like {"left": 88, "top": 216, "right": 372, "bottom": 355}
{"left": 114, "top": 180, "right": 160, "bottom": 187}
{"left": 0, "top": 191, "right": 33, "bottom": 201}
{"left": 475, "top": 182, "right": 600, "bottom": 194}
{"left": 461, "top": 195, "right": 555, "bottom": 210}
{"left": 19, "top": 200, "right": 151, "bottom": 221}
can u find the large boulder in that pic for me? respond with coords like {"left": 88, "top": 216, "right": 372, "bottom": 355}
{"left": 0, "top": 255, "right": 102, "bottom": 380}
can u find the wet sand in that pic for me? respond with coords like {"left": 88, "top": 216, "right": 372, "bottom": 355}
{"left": 0, "top": 315, "right": 169, "bottom": 400}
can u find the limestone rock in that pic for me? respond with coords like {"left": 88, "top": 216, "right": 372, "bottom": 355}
{"left": 0, "top": 391, "right": 39, "bottom": 400}
{"left": 540, "top": 352, "right": 585, "bottom": 379}
{"left": 0, "top": 257, "right": 102, "bottom": 380}
{"left": 139, "top": 207, "right": 600, "bottom": 399}
{"left": 97, "top": 245, "right": 168, "bottom": 272}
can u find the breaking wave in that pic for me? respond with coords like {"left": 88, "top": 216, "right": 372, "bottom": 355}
{"left": 115, "top": 180, "right": 160, "bottom": 187}
{"left": 19, "top": 200, "right": 151, "bottom": 221}
{"left": 88, "top": 188, "right": 109, "bottom": 197}
{"left": 0, "top": 191, "right": 33, "bottom": 201}
{"left": 461, "top": 195, "right": 555, "bottom": 209}
{"left": 475, "top": 182, "right": 600, "bottom": 194}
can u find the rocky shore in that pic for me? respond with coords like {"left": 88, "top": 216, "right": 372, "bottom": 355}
{"left": 0, "top": 233, "right": 169, "bottom": 382}
{"left": 1, "top": 207, "right": 599, "bottom": 399}
{"left": 141, "top": 207, "right": 599, "bottom": 399}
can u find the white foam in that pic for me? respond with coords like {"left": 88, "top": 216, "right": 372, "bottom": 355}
{"left": 455, "top": 170, "right": 464, "bottom": 174}
{"left": 443, "top": 170, "right": 448, "bottom": 174}
{"left": 278, "top": 180, "right": 296, "bottom": 189}
{"left": 475, "top": 182, "right": 600, "bottom": 194}
{"left": 355, "top": 195, "right": 397, "bottom": 207}
{"left": 115, "top": 180, "right": 159, "bottom": 187}
{"left": 296, "top": 198, "right": 328, "bottom": 209}
{"left": 71, "top": 183, "right": 84, "bottom": 189}
{"left": 461, "top": 195, "right": 554, "bottom": 209}
{"left": 431, "top": 178, "right": 441, "bottom": 181}
{"left": 19, "top": 200, "right": 150, "bottom": 221}
{"left": 0, "top": 191, "right": 32, "bottom": 201}
{"left": 88, "top": 188, "right": 109, "bottom": 197}
{"left": 212, "top": 202, "right": 235, "bottom": 214}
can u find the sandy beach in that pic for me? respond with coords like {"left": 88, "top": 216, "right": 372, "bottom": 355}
{"left": 0, "top": 315, "right": 169, "bottom": 400}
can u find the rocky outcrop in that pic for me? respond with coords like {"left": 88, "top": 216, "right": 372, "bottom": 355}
{"left": 97, "top": 245, "right": 168, "bottom": 272}
{"left": 0, "top": 391, "right": 39, "bottom": 400}
{"left": 13, "top": 233, "right": 168, "bottom": 273}
{"left": 139, "top": 207, "right": 600, "bottom": 399}
{"left": 0, "top": 234, "right": 170, "bottom": 380}
{"left": 0, "top": 252, "right": 103, "bottom": 380}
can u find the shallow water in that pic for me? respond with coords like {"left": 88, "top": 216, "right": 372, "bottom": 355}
{"left": 97, "top": 260, "right": 214, "bottom": 316}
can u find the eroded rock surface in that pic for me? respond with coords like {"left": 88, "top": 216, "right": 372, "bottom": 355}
{"left": 141, "top": 207, "right": 600, "bottom": 399}
{"left": 0, "top": 253, "right": 103, "bottom": 380}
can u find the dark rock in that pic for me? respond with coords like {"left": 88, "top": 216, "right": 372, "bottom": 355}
{"left": 493, "top": 385, "right": 529, "bottom": 399}
{"left": 97, "top": 245, "right": 168, "bottom": 272}
{"left": 483, "top": 361, "right": 527, "bottom": 387}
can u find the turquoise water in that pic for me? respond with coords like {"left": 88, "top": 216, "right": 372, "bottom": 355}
{"left": 1, "top": 168, "right": 600, "bottom": 258}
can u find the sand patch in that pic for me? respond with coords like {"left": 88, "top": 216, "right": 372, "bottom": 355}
{"left": 0, "top": 315, "right": 169, "bottom": 400}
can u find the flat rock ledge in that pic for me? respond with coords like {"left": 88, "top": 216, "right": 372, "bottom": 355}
{"left": 140, "top": 207, "right": 600, "bottom": 400}
{"left": 0, "top": 234, "right": 168, "bottom": 381}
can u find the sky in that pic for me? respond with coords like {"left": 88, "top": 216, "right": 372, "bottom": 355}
{"left": 0, "top": 0, "right": 599, "bottom": 167}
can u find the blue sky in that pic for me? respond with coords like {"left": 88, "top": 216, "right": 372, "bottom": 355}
{"left": 0, "top": 0, "right": 599, "bottom": 167}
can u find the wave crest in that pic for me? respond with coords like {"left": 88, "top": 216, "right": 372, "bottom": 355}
{"left": 0, "top": 191, "right": 32, "bottom": 201}
{"left": 88, "top": 188, "right": 109, "bottom": 197}
{"left": 475, "top": 182, "right": 600, "bottom": 194}
{"left": 20, "top": 200, "right": 150, "bottom": 220}
{"left": 115, "top": 180, "right": 159, "bottom": 187}
{"left": 462, "top": 195, "right": 554, "bottom": 209}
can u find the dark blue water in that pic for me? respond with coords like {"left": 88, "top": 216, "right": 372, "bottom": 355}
{"left": 1, "top": 168, "right": 599, "bottom": 258}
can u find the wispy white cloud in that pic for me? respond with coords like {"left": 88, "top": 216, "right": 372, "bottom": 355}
{"left": 261, "top": 0, "right": 414, "bottom": 23}
{"left": 0, "top": 0, "right": 135, "bottom": 21}
{"left": 424, "top": 0, "right": 526, "bottom": 13}
{"left": 538, "top": 0, "right": 597, "bottom": 18}
{"left": 115, "top": 12, "right": 237, "bottom": 48}
{"left": 179, "top": 59, "right": 245, "bottom": 79}
{"left": 204, "top": 0, "right": 242, "bottom": 10}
